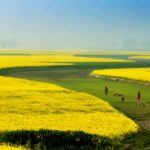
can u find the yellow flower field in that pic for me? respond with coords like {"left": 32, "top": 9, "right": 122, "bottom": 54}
{"left": 92, "top": 68, "right": 150, "bottom": 82}
{"left": 0, "top": 55, "right": 73, "bottom": 69}
{"left": 0, "top": 76, "right": 138, "bottom": 138}
{"left": 0, "top": 145, "right": 26, "bottom": 150}
{"left": 0, "top": 54, "right": 132, "bottom": 69}
{"left": 129, "top": 55, "right": 150, "bottom": 60}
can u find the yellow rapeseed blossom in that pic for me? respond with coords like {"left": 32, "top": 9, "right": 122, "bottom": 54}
{"left": 0, "top": 55, "right": 132, "bottom": 69}
{"left": 129, "top": 55, "right": 150, "bottom": 60}
{"left": 92, "top": 68, "right": 150, "bottom": 82}
{"left": 0, "top": 76, "right": 138, "bottom": 138}
{"left": 0, "top": 145, "right": 26, "bottom": 150}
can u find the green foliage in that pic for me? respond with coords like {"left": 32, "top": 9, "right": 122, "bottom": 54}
{"left": 0, "top": 130, "right": 123, "bottom": 150}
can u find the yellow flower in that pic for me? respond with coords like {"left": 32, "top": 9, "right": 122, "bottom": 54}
{"left": 0, "top": 76, "right": 139, "bottom": 138}
{"left": 0, "top": 55, "right": 132, "bottom": 69}
{"left": 92, "top": 68, "right": 150, "bottom": 82}
{"left": 0, "top": 145, "right": 26, "bottom": 150}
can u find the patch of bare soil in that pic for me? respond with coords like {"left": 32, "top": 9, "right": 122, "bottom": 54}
{"left": 138, "top": 120, "right": 150, "bottom": 131}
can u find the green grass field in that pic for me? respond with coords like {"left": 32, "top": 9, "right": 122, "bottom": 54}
{"left": 0, "top": 54, "right": 150, "bottom": 149}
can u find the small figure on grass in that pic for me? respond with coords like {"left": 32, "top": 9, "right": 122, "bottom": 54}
{"left": 104, "top": 86, "right": 108, "bottom": 95}
{"left": 136, "top": 91, "right": 145, "bottom": 106}
{"left": 137, "top": 90, "right": 141, "bottom": 102}
{"left": 121, "top": 96, "right": 125, "bottom": 102}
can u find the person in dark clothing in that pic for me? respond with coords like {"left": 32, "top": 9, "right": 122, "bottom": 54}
{"left": 137, "top": 90, "right": 141, "bottom": 101}
{"left": 104, "top": 86, "right": 108, "bottom": 95}
{"left": 121, "top": 96, "right": 125, "bottom": 101}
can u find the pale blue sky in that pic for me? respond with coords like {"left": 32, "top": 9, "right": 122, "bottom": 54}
{"left": 0, "top": 0, "right": 150, "bottom": 50}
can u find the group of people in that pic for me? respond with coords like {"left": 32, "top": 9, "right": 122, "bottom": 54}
{"left": 104, "top": 86, "right": 141, "bottom": 102}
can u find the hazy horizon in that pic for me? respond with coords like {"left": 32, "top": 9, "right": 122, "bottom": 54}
{"left": 0, "top": 0, "right": 150, "bottom": 51}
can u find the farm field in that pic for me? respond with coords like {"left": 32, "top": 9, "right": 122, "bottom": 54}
{"left": 1, "top": 0, "right": 150, "bottom": 149}
{"left": 0, "top": 145, "right": 25, "bottom": 150}
{"left": 0, "top": 54, "right": 131, "bottom": 69}
{"left": 0, "top": 76, "right": 139, "bottom": 149}
{"left": 92, "top": 68, "right": 150, "bottom": 82}
{"left": 0, "top": 76, "right": 139, "bottom": 137}
{"left": 129, "top": 55, "right": 150, "bottom": 60}
{"left": 0, "top": 52, "right": 149, "bottom": 149}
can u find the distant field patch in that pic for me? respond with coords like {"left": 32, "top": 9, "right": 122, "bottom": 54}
{"left": 129, "top": 55, "right": 150, "bottom": 60}
{"left": 0, "top": 55, "right": 132, "bottom": 69}
{"left": 92, "top": 68, "right": 150, "bottom": 82}
{"left": 0, "top": 76, "right": 138, "bottom": 138}
{"left": 0, "top": 55, "right": 74, "bottom": 69}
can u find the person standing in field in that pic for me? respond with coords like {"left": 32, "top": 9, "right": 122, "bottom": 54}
{"left": 104, "top": 86, "right": 108, "bottom": 95}
{"left": 137, "top": 90, "right": 141, "bottom": 101}
{"left": 121, "top": 96, "right": 125, "bottom": 101}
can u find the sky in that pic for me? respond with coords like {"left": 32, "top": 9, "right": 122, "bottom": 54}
{"left": 0, "top": 0, "right": 150, "bottom": 50}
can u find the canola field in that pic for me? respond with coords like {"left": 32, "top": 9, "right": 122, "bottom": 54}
{"left": 0, "top": 145, "right": 25, "bottom": 150}
{"left": 92, "top": 68, "right": 150, "bottom": 82}
{"left": 129, "top": 55, "right": 150, "bottom": 60}
{"left": 0, "top": 54, "right": 132, "bottom": 69}
{"left": 0, "top": 76, "right": 138, "bottom": 138}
